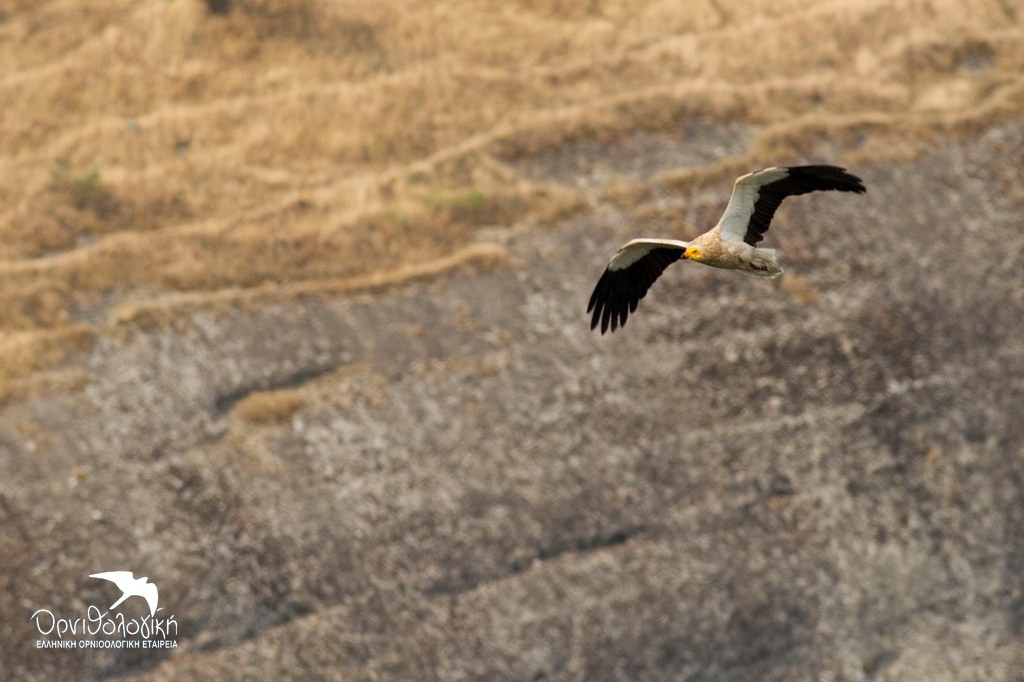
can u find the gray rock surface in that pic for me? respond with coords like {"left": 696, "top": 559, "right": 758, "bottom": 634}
{"left": 2, "top": 120, "right": 1023, "bottom": 681}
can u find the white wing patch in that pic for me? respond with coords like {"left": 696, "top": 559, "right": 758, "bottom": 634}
{"left": 714, "top": 167, "right": 789, "bottom": 243}
{"left": 607, "top": 238, "right": 689, "bottom": 271}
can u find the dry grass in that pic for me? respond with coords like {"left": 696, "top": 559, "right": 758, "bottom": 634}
{"left": 1, "top": 0, "right": 1023, "bottom": 398}
{"left": 231, "top": 388, "right": 304, "bottom": 424}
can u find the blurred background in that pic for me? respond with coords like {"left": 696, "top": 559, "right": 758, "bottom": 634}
{"left": 1, "top": 0, "right": 1023, "bottom": 679}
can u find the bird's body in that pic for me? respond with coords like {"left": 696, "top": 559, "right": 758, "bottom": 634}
{"left": 588, "top": 165, "right": 865, "bottom": 333}
{"left": 686, "top": 230, "right": 783, "bottom": 277}
{"left": 90, "top": 571, "right": 159, "bottom": 617}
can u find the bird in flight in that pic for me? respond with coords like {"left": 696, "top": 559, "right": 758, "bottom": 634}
{"left": 587, "top": 165, "right": 866, "bottom": 334}
{"left": 90, "top": 571, "right": 160, "bottom": 617}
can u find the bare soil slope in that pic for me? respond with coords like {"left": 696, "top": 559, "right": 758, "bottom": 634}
{"left": 3, "top": 117, "right": 1023, "bottom": 680}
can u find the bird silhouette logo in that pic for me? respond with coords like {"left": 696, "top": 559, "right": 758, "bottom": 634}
{"left": 90, "top": 572, "right": 159, "bottom": 618}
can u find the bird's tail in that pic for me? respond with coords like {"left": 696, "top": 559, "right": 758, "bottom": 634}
{"left": 746, "top": 247, "right": 784, "bottom": 278}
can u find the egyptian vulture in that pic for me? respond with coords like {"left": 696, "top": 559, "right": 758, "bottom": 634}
{"left": 587, "top": 165, "right": 866, "bottom": 334}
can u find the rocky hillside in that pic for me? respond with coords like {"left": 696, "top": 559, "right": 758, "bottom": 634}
{"left": 3, "top": 118, "right": 1024, "bottom": 679}
{"left": 2, "top": 0, "right": 1023, "bottom": 679}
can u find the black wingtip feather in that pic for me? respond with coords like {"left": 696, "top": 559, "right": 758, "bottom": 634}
{"left": 586, "top": 247, "right": 684, "bottom": 334}
{"left": 785, "top": 165, "right": 867, "bottom": 194}
{"left": 742, "top": 165, "right": 866, "bottom": 245}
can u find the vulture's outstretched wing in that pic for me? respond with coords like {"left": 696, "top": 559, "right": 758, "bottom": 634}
{"left": 587, "top": 238, "right": 687, "bottom": 334}
{"left": 715, "top": 165, "right": 866, "bottom": 245}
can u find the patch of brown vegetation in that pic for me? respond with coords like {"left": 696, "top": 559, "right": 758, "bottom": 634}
{"left": 230, "top": 388, "right": 304, "bottom": 424}
{"left": 1, "top": 0, "right": 1023, "bottom": 398}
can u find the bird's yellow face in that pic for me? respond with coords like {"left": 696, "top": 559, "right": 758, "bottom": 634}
{"left": 684, "top": 246, "right": 702, "bottom": 261}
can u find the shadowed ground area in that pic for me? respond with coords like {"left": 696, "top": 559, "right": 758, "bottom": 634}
{"left": 2, "top": 118, "right": 1023, "bottom": 679}
{"left": 2, "top": 1, "right": 1024, "bottom": 679}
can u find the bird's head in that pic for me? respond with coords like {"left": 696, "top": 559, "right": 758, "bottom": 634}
{"left": 684, "top": 246, "right": 703, "bottom": 261}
